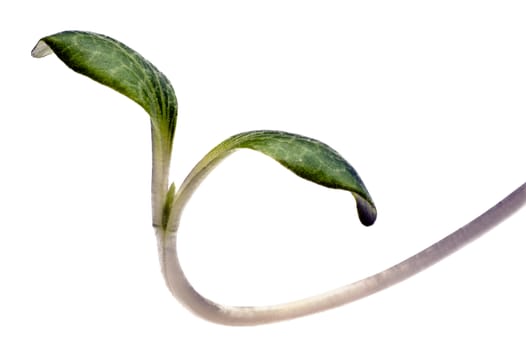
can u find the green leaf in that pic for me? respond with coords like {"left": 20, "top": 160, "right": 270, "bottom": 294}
{"left": 31, "top": 31, "right": 177, "bottom": 141}
{"left": 166, "top": 130, "right": 376, "bottom": 233}
{"left": 235, "top": 131, "right": 377, "bottom": 226}
{"left": 32, "top": 30, "right": 178, "bottom": 228}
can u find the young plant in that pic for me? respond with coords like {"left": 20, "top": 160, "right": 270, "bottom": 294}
{"left": 32, "top": 31, "right": 526, "bottom": 326}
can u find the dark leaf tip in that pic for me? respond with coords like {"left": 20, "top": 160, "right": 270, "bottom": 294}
{"left": 354, "top": 194, "right": 377, "bottom": 226}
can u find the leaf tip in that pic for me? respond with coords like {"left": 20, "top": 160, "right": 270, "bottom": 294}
{"left": 31, "top": 39, "right": 52, "bottom": 58}
{"left": 354, "top": 194, "right": 377, "bottom": 227}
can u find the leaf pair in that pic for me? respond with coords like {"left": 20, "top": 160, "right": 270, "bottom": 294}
{"left": 32, "top": 31, "right": 376, "bottom": 231}
{"left": 32, "top": 31, "right": 526, "bottom": 327}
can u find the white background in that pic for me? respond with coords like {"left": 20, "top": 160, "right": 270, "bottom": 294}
{"left": 2, "top": 1, "right": 526, "bottom": 348}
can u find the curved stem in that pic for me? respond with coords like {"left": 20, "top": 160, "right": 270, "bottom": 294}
{"left": 157, "top": 182, "right": 526, "bottom": 326}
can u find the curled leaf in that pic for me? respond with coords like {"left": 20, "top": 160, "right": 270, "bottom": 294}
{"left": 166, "top": 130, "right": 376, "bottom": 233}
{"left": 235, "top": 131, "right": 377, "bottom": 226}
{"left": 31, "top": 31, "right": 177, "bottom": 138}
{"left": 32, "top": 31, "right": 178, "bottom": 227}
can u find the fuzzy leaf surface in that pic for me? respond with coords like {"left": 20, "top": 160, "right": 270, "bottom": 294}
{"left": 169, "top": 130, "right": 376, "bottom": 232}
{"left": 31, "top": 30, "right": 177, "bottom": 142}
{"left": 233, "top": 131, "right": 377, "bottom": 226}
{"left": 32, "top": 30, "right": 178, "bottom": 227}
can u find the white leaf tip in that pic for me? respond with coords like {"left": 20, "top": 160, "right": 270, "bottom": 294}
{"left": 31, "top": 40, "right": 52, "bottom": 58}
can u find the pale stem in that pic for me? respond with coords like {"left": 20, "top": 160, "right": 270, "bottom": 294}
{"left": 157, "top": 182, "right": 526, "bottom": 326}
{"left": 151, "top": 124, "right": 173, "bottom": 228}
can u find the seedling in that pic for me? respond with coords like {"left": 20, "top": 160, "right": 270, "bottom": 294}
{"left": 32, "top": 31, "right": 526, "bottom": 326}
